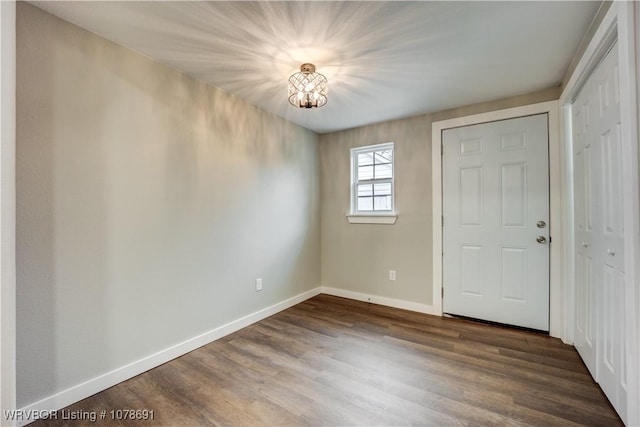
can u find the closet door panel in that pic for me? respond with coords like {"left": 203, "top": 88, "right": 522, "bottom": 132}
{"left": 592, "top": 43, "right": 626, "bottom": 419}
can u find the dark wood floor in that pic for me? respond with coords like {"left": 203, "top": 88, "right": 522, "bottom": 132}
{"left": 32, "top": 294, "right": 622, "bottom": 426}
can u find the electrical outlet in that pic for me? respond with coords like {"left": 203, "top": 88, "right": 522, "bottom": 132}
{"left": 389, "top": 270, "right": 396, "bottom": 281}
{"left": 256, "top": 278, "right": 263, "bottom": 291}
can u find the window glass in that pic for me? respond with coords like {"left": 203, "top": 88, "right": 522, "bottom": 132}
{"left": 350, "top": 143, "right": 394, "bottom": 214}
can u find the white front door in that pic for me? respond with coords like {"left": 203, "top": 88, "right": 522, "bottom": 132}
{"left": 442, "top": 114, "right": 550, "bottom": 331}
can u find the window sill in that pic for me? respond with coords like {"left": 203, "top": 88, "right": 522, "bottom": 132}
{"left": 346, "top": 214, "right": 397, "bottom": 224}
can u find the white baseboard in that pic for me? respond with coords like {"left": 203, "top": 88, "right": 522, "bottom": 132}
{"left": 17, "top": 287, "right": 322, "bottom": 426}
{"left": 321, "top": 286, "right": 437, "bottom": 315}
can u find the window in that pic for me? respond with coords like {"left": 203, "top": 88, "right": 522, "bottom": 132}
{"left": 350, "top": 142, "right": 395, "bottom": 218}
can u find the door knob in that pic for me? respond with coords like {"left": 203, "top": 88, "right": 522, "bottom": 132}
{"left": 537, "top": 220, "right": 547, "bottom": 229}
{"left": 607, "top": 249, "right": 615, "bottom": 256}
{"left": 582, "top": 242, "right": 588, "bottom": 248}
{"left": 536, "top": 236, "right": 547, "bottom": 244}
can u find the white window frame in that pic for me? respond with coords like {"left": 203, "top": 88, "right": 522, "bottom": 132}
{"left": 347, "top": 142, "right": 397, "bottom": 224}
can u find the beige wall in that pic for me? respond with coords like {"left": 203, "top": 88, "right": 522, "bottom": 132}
{"left": 320, "top": 87, "right": 560, "bottom": 306}
{"left": 16, "top": 3, "right": 320, "bottom": 407}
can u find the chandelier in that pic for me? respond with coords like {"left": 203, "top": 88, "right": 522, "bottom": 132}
{"left": 288, "top": 63, "right": 328, "bottom": 108}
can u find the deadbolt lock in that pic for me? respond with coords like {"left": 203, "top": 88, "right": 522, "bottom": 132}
{"left": 537, "top": 220, "right": 546, "bottom": 229}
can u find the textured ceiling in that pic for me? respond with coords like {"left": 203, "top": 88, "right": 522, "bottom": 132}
{"left": 31, "top": 1, "right": 600, "bottom": 134}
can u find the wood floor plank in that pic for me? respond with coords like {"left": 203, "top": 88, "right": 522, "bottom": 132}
{"left": 30, "top": 295, "right": 622, "bottom": 426}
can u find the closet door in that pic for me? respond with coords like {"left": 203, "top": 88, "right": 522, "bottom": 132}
{"left": 592, "top": 42, "right": 626, "bottom": 420}
{"left": 572, "top": 42, "right": 626, "bottom": 421}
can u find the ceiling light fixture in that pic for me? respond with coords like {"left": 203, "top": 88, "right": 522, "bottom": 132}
{"left": 288, "top": 63, "right": 328, "bottom": 109}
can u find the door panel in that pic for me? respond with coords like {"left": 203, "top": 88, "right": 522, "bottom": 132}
{"left": 573, "top": 66, "right": 598, "bottom": 377}
{"left": 501, "top": 163, "right": 527, "bottom": 227}
{"left": 460, "top": 246, "right": 483, "bottom": 296}
{"left": 460, "top": 167, "right": 483, "bottom": 226}
{"left": 501, "top": 247, "right": 526, "bottom": 301}
{"left": 442, "top": 114, "right": 549, "bottom": 331}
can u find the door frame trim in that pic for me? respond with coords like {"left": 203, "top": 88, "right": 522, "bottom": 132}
{"left": 0, "top": 0, "right": 17, "bottom": 422}
{"left": 432, "top": 101, "right": 561, "bottom": 336}
{"left": 559, "top": 2, "right": 639, "bottom": 425}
